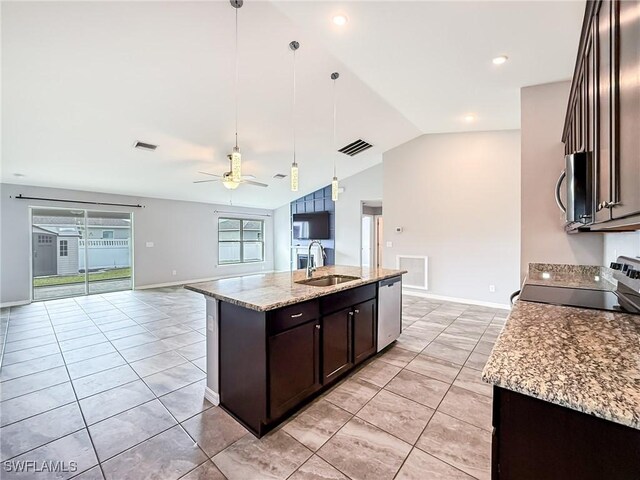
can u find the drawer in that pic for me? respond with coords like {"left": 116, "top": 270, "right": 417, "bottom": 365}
{"left": 269, "top": 299, "right": 320, "bottom": 335}
{"left": 320, "top": 283, "right": 376, "bottom": 315}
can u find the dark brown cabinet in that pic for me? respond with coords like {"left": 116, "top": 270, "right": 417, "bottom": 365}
{"left": 269, "top": 319, "right": 321, "bottom": 419}
{"left": 563, "top": 0, "right": 640, "bottom": 230}
{"left": 491, "top": 387, "right": 640, "bottom": 479}
{"left": 322, "top": 307, "right": 353, "bottom": 384}
{"left": 218, "top": 282, "right": 380, "bottom": 437}
{"left": 353, "top": 299, "right": 376, "bottom": 365}
{"left": 613, "top": 0, "right": 640, "bottom": 219}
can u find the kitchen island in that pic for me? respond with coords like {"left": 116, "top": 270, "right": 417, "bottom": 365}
{"left": 482, "top": 265, "right": 640, "bottom": 479}
{"left": 186, "top": 265, "right": 405, "bottom": 437}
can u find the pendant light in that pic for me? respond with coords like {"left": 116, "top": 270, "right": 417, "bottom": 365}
{"left": 230, "top": 0, "right": 243, "bottom": 183}
{"left": 331, "top": 72, "right": 340, "bottom": 201}
{"left": 289, "top": 40, "right": 300, "bottom": 192}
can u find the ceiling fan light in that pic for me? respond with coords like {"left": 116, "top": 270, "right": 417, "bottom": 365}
{"left": 290, "top": 162, "right": 299, "bottom": 192}
{"left": 331, "top": 176, "right": 339, "bottom": 201}
{"left": 230, "top": 147, "right": 242, "bottom": 182}
{"left": 222, "top": 178, "right": 240, "bottom": 190}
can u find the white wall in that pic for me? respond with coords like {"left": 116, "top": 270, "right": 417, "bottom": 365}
{"left": 603, "top": 232, "right": 640, "bottom": 266}
{"left": 383, "top": 130, "right": 521, "bottom": 306}
{"left": 520, "top": 81, "right": 604, "bottom": 277}
{"left": 273, "top": 203, "right": 291, "bottom": 271}
{"left": 0, "top": 183, "right": 274, "bottom": 305}
{"left": 334, "top": 164, "right": 383, "bottom": 266}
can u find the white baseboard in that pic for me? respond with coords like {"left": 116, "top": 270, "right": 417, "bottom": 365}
{"left": 0, "top": 299, "right": 31, "bottom": 308}
{"left": 136, "top": 270, "right": 275, "bottom": 291}
{"left": 204, "top": 386, "right": 220, "bottom": 406}
{"left": 403, "top": 288, "right": 511, "bottom": 310}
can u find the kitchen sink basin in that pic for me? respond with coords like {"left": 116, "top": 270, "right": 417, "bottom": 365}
{"left": 296, "top": 275, "right": 361, "bottom": 287}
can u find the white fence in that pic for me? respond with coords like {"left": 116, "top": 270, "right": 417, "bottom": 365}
{"left": 78, "top": 239, "right": 131, "bottom": 270}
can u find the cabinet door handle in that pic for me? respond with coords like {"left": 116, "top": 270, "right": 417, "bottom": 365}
{"left": 315, "top": 324, "right": 321, "bottom": 330}
{"left": 354, "top": 309, "right": 360, "bottom": 314}
{"left": 348, "top": 311, "right": 354, "bottom": 317}
{"left": 291, "top": 313, "right": 303, "bottom": 318}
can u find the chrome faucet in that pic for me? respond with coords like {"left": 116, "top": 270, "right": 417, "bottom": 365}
{"left": 306, "top": 240, "right": 326, "bottom": 279}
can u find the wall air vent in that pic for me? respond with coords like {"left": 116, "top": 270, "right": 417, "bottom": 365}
{"left": 273, "top": 173, "right": 287, "bottom": 179}
{"left": 133, "top": 141, "right": 158, "bottom": 151}
{"left": 338, "top": 139, "right": 373, "bottom": 156}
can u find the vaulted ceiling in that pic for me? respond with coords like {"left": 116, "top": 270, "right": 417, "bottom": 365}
{"left": 1, "top": 1, "right": 584, "bottom": 209}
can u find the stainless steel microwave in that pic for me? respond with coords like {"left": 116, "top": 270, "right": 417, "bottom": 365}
{"left": 555, "top": 152, "right": 593, "bottom": 224}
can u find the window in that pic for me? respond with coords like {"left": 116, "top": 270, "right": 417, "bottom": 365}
{"left": 218, "top": 218, "right": 264, "bottom": 265}
{"left": 102, "top": 230, "right": 114, "bottom": 239}
{"left": 59, "top": 240, "right": 68, "bottom": 257}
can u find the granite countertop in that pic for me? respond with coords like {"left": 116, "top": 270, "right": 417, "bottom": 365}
{"left": 185, "top": 265, "right": 406, "bottom": 312}
{"left": 526, "top": 263, "right": 617, "bottom": 291}
{"left": 482, "top": 300, "right": 640, "bottom": 430}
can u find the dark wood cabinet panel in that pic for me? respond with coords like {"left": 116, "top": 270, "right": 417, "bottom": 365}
{"left": 321, "top": 308, "right": 353, "bottom": 384}
{"left": 352, "top": 299, "right": 376, "bottom": 365}
{"left": 492, "top": 387, "right": 640, "bottom": 479}
{"left": 596, "top": 0, "right": 614, "bottom": 223}
{"left": 268, "top": 319, "right": 320, "bottom": 420}
{"left": 613, "top": 0, "right": 640, "bottom": 219}
{"left": 219, "top": 302, "right": 267, "bottom": 435}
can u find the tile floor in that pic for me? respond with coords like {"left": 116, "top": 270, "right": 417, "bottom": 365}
{"left": 0, "top": 288, "right": 507, "bottom": 480}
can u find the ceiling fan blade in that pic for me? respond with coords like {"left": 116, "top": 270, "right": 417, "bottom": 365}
{"left": 241, "top": 180, "right": 269, "bottom": 188}
{"left": 197, "top": 171, "right": 222, "bottom": 177}
{"left": 193, "top": 179, "right": 219, "bottom": 184}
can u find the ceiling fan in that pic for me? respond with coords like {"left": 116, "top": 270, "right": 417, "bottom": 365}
{"left": 194, "top": 154, "right": 268, "bottom": 190}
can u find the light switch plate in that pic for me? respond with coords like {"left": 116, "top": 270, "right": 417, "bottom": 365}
{"left": 386, "top": 241, "right": 393, "bottom": 248}
{"left": 146, "top": 242, "right": 154, "bottom": 248}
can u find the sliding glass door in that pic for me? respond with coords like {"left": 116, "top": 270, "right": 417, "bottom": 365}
{"left": 31, "top": 208, "right": 133, "bottom": 301}
{"left": 85, "top": 211, "right": 132, "bottom": 294}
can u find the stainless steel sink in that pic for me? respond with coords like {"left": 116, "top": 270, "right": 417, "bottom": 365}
{"left": 296, "top": 275, "right": 361, "bottom": 287}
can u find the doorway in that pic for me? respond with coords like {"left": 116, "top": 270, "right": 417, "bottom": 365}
{"left": 361, "top": 202, "right": 383, "bottom": 268}
{"left": 31, "top": 208, "right": 133, "bottom": 301}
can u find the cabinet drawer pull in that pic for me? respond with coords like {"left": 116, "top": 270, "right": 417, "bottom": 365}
{"left": 290, "top": 313, "right": 303, "bottom": 318}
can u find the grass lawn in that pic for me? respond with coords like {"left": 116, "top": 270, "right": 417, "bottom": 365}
{"left": 33, "top": 268, "right": 132, "bottom": 287}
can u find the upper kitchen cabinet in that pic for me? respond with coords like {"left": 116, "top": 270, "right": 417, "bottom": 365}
{"left": 562, "top": 0, "right": 640, "bottom": 230}
{"left": 613, "top": 0, "right": 640, "bottom": 220}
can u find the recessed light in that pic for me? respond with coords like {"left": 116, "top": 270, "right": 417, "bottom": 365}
{"left": 13, "top": 173, "right": 25, "bottom": 177}
{"left": 332, "top": 14, "right": 348, "bottom": 26}
{"left": 492, "top": 55, "right": 508, "bottom": 65}
{"left": 464, "top": 114, "right": 476, "bottom": 122}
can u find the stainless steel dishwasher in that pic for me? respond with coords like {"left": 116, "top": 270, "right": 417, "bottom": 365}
{"left": 377, "top": 276, "right": 402, "bottom": 351}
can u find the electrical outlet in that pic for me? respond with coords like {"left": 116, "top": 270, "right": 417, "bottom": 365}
{"left": 489, "top": 285, "right": 496, "bottom": 293}
{"left": 146, "top": 241, "right": 154, "bottom": 248}
{"left": 172, "top": 270, "right": 177, "bottom": 276}
{"left": 386, "top": 241, "right": 393, "bottom": 248}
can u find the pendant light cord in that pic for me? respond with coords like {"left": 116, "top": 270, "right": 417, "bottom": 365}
{"left": 235, "top": 6, "right": 239, "bottom": 149}
{"left": 332, "top": 77, "right": 337, "bottom": 177}
{"left": 293, "top": 47, "right": 297, "bottom": 164}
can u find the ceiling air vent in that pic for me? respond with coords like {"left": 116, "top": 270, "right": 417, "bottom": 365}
{"left": 133, "top": 141, "right": 158, "bottom": 151}
{"left": 273, "top": 173, "right": 287, "bottom": 179}
{"left": 338, "top": 139, "right": 373, "bottom": 157}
